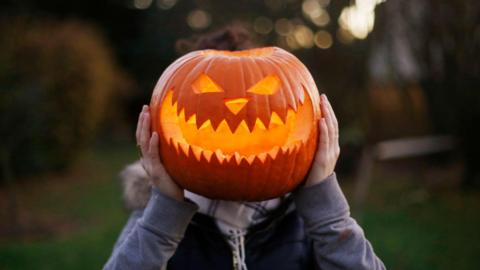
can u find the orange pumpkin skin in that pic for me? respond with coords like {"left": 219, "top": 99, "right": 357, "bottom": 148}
{"left": 150, "top": 47, "right": 321, "bottom": 201}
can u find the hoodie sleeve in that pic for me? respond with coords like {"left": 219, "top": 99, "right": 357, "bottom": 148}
{"left": 103, "top": 188, "right": 198, "bottom": 270}
{"left": 294, "top": 173, "right": 386, "bottom": 270}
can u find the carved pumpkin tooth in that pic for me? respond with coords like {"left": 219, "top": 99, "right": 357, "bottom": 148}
{"left": 267, "top": 146, "right": 280, "bottom": 159}
{"left": 170, "top": 138, "right": 180, "bottom": 154}
{"left": 234, "top": 152, "right": 242, "bottom": 165}
{"left": 293, "top": 140, "right": 302, "bottom": 153}
{"left": 175, "top": 102, "right": 185, "bottom": 118}
{"left": 246, "top": 155, "right": 256, "bottom": 165}
{"left": 164, "top": 90, "right": 175, "bottom": 106}
{"left": 239, "top": 158, "right": 250, "bottom": 167}
{"left": 202, "top": 149, "right": 213, "bottom": 162}
{"left": 176, "top": 102, "right": 189, "bottom": 120}
{"left": 198, "top": 120, "right": 212, "bottom": 130}
{"left": 214, "top": 149, "right": 225, "bottom": 164}
{"left": 289, "top": 143, "right": 298, "bottom": 154}
{"left": 257, "top": 152, "right": 268, "bottom": 163}
{"left": 253, "top": 156, "right": 265, "bottom": 167}
{"left": 210, "top": 119, "right": 222, "bottom": 132}
{"left": 284, "top": 142, "right": 296, "bottom": 155}
{"left": 208, "top": 150, "right": 221, "bottom": 165}
{"left": 228, "top": 121, "right": 239, "bottom": 134}
{"left": 178, "top": 108, "right": 186, "bottom": 121}
{"left": 215, "top": 120, "right": 232, "bottom": 133}
{"left": 234, "top": 120, "right": 250, "bottom": 134}
{"left": 296, "top": 139, "right": 303, "bottom": 147}
{"left": 186, "top": 114, "right": 196, "bottom": 125}
{"left": 168, "top": 137, "right": 177, "bottom": 153}
{"left": 184, "top": 109, "right": 196, "bottom": 123}
{"left": 245, "top": 118, "right": 256, "bottom": 133}
{"left": 194, "top": 109, "right": 211, "bottom": 128}
{"left": 276, "top": 110, "right": 288, "bottom": 124}
{"left": 161, "top": 89, "right": 173, "bottom": 103}
{"left": 269, "top": 111, "right": 284, "bottom": 126}
{"left": 261, "top": 114, "right": 271, "bottom": 128}
{"left": 172, "top": 101, "right": 179, "bottom": 116}
{"left": 191, "top": 145, "right": 203, "bottom": 161}
{"left": 224, "top": 153, "right": 233, "bottom": 163}
{"left": 254, "top": 118, "right": 267, "bottom": 131}
{"left": 287, "top": 97, "right": 298, "bottom": 112}
{"left": 178, "top": 142, "right": 190, "bottom": 156}
{"left": 226, "top": 118, "right": 243, "bottom": 134}
{"left": 171, "top": 87, "right": 179, "bottom": 103}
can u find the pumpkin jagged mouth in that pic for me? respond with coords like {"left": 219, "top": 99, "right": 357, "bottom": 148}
{"left": 159, "top": 91, "right": 314, "bottom": 165}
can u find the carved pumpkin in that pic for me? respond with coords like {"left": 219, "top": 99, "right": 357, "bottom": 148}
{"left": 150, "top": 47, "right": 321, "bottom": 201}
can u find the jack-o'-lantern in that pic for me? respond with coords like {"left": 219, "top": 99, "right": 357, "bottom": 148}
{"left": 150, "top": 47, "right": 321, "bottom": 201}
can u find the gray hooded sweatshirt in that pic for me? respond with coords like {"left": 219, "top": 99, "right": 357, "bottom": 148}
{"left": 104, "top": 167, "right": 385, "bottom": 270}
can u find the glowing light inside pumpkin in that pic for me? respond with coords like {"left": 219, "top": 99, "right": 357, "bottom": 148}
{"left": 192, "top": 74, "right": 224, "bottom": 93}
{"left": 247, "top": 75, "right": 280, "bottom": 95}
{"left": 159, "top": 90, "right": 314, "bottom": 163}
{"left": 224, "top": 98, "right": 249, "bottom": 115}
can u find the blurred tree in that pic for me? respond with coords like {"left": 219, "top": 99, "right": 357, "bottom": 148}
{"left": 371, "top": 0, "right": 480, "bottom": 187}
{"left": 0, "top": 17, "right": 128, "bottom": 177}
{"left": 0, "top": 17, "right": 130, "bottom": 232}
{"left": 1, "top": 0, "right": 150, "bottom": 129}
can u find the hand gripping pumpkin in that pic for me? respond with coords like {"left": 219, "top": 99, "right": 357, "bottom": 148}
{"left": 150, "top": 47, "right": 321, "bottom": 201}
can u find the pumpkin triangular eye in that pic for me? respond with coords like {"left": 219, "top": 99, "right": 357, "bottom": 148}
{"left": 247, "top": 75, "right": 280, "bottom": 95}
{"left": 192, "top": 74, "right": 224, "bottom": 94}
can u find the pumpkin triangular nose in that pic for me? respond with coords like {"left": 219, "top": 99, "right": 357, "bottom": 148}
{"left": 224, "top": 98, "right": 249, "bottom": 115}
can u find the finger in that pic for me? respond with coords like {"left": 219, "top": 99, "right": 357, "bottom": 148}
{"left": 135, "top": 106, "right": 146, "bottom": 144}
{"left": 318, "top": 118, "right": 329, "bottom": 150}
{"left": 321, "top": 95, "right": 335, "bottom": 142}
{"left": 144, "top": 106, "right": 151, "bottom": 132}
{"left": 325, "top": 95, "right": 339, "bottom": 138}
{"left": 140, "top": 158, "right": 150, "bottom": 177}
{"left": 149, "top": 132, "right": 170, "bottom": 178}
{"left": 324, "top": 96, "right": 340, "bottom": 156}
{"left": 148, "top": 131, "right": 160, "bottom": 162}
{"left": 140, "top": 111, "right": 151, "bottom": 154}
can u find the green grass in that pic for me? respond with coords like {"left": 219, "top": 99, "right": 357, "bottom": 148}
{"left": 0, "top": 145, "right": 479, "bottom": 269}
{"left": 347, "top": 174, "right": 480, "bottom": 270}
{"left": 0, "top": 143, "right": 135, "bottom": 270}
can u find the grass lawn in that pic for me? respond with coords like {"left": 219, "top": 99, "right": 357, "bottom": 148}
{"left": 0, "top": 143, "right": 135, "bottom": 270}
{"left": 0, "top": 144, "right": 479, "bottom": 269}
{"left": 348, "top": 176, "right": 480, "bottom": 270}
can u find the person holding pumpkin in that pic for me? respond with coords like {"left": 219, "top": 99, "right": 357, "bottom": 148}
{"left": 104, "top": 26, "right": 385, "bottom": 270}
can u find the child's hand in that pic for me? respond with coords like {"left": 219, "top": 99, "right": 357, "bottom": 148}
{"left": 136, "top": 105, "right": 184, "bottom": 201}
{"left": 305, "top": 94, "right": 340, "bottom": 187}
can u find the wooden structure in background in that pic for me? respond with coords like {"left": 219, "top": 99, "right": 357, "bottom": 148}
{"left": 353, "top": 135, "right": 456, "bottom": 211}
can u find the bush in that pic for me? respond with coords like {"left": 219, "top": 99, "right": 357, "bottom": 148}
{"left": 0, "top": 17, "right": 128, "bottom": 178}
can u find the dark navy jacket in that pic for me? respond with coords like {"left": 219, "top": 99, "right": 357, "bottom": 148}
{"left": 168, "top": 201, "right": 314, "bottom": 269}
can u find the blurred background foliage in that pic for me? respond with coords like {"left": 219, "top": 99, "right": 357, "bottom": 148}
{"left": 0, "top": 17, "right": 130, "bottom": 177}
{"left": 0, "top": 0, "right": 479, "bottom": 269}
